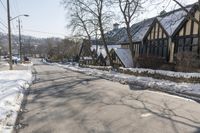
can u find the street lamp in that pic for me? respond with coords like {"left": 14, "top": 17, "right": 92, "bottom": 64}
{"left": 10, "top": 14, "right": 29, "bottom": 21}
{"left": 7, "top": 2, "right": 29, "bottom": 70}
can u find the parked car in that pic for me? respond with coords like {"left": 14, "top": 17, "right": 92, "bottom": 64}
{"left": 24, "top": 56, "right": 29, "bottom": 62}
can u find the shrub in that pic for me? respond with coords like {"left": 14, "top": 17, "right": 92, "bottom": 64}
{"left": 175, "top": 52, "right": 200, "bottom": 72}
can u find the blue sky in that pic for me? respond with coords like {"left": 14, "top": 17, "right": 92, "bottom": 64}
{"left": 0, "top": 0, "right": 68, "bottom": 38}
{"left": 0, "top": 0, "right": 198, "bottom": 38}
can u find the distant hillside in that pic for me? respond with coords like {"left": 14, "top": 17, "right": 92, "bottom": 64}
{"left": 0, "top": 32, "right": 62, "bottom": 55}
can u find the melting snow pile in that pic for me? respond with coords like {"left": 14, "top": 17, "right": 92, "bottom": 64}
{"left": 0, "top": 70, "right": 32, "bottom": 133}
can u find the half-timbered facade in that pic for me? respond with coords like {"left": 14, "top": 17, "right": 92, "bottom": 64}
{"left": 157, "top": 4, "right": 196, "bottom": 62}
{"left": 120, "top": 17, "right": 156, "bottom": 57}
{"left": 140, "top": 19, "right": 169, "bottom": 60}
{"left": 173, "top": 4, "right": 199, "bottom": 56}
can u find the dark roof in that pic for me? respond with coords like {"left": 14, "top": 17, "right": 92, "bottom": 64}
{"left": 118, "top": 17, "right": 155, "bottom": 43}
{"left": 157, "top": 3, "right": 196, "bottom": 36}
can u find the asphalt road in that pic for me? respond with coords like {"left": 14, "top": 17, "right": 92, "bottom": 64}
{"left": 17, "top": 60, "right": 200, "bottom": 133}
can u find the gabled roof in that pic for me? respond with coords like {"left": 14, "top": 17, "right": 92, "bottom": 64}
{"left": 105, "top": 28, "right": 122, "bottom": 39}
{"left": 113, "top": 48, "right": 133, "bottom": 68}
{"left": 119, "top": 17, "right": 155, "bottom": 43}
{"left": 157, "top": 4, "right": 195, "bottom": 36}
{"left": 131, "top": 17, "right": 155, "bottom": 42}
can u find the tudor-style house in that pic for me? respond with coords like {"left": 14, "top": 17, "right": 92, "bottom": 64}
{"left": 79, "top": 2, "right": 200, "bottom": 69}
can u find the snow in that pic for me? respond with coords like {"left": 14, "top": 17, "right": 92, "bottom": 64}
{"left": 46, "top": 62, "right": 200, "bottom": 101}
{"left": 0, "top": 70, "right": 32, "bottom": 133}
{"left": 158, "top": 6, "right": 193, "bottom": 36}
{"left": 131, "top": 18, "right": 155, "bottom": 42}
{"left": 105, "top": 28, "right": 122, "bottom": 39}
{"left": 91, "top": 44, "right": 121, "bottom": 58}
{"left": 119, "top": 18, "right": 155, "bottom": 43}
{"left": 81, "top": 57, "right": 93, "bottom": 60}
{"left": 119, "top": 67, "right": 200, "bottom": 79}
{"left": 114, "top": 48, "right": 133, "bottom": 68}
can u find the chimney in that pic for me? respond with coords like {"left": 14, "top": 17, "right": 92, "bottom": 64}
{"left": 160, "top": 10, "right": 167, "bottom": 16}
{"left": 113, "top": 23, "right": 119, "bottom": 30}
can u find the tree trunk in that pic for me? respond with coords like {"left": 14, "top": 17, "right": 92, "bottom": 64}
{"left": 100, "top": 26, "right": 113, "bottom": 67}
{"left": 125, "top": 22, "right": 135, "bottom": 66}
{"left": 98, "top": 13, "right": 113, "bottom": 67}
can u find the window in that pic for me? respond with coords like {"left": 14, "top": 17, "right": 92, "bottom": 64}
{"left": 178, "top": 38, "right": 184, "bottom": 52}
{"left": 163, "top": 46, "right": 167, "bottom": 58}
{"left": 185, "top": 38, "right": 191, "bottom": 45}
{"left": 159, "top": 43, "right": 163, "bottom": 57}
{"left": 154, "top": 41, "right": 158, "bottom": 56}
{"left": 112, "top": 52, "right": 116, "bottom": 60}
{"left": 192, "top": 38, "right": 198, "bottom": 53}
{"left": 178, "top": 38, "right": 184, "bottom": 46}
{"left": 163, "top": 40, "right": 168, "bottom": 58}
{"left": 193, "top": 38, "right": 198, "bottom": 45}
{"left": 149, "top": 41, "right": 152, "bottom": 54}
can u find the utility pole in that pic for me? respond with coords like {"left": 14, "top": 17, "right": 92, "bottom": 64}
{"left": 7, "top": 0, "right": 13, "bottom": 70}
{"left": 18, "top": 18, "right": 22, "bottom": 62}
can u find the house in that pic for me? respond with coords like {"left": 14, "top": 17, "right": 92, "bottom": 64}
{"left": 79, "top": 2, "right": 200, "bottom": 69}
{"left": 172, "top": 4, "right": 199, "bottom": 58}
{"left": 124, "top": 3, "right": 198, "bottom": 64}
{"left": 157, "top": 3, "right": 196, "bottom": 62}
{"left": 119, "top": 17, "right": 156, "bottom": 57}
{"left": 109, "top": 48, "right": 133, "bottom": 68}
{"left": 140, "top": 18, "right": 169, "bottom": 61}
{"left": 79, "top": 39, "right": 95, "bottom": 65}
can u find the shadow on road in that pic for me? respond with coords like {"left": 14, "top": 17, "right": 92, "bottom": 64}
{"left": 16, "top": 64, "right": 200, "bottom": 133}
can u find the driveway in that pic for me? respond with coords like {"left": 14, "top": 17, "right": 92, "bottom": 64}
{"left": 17, "top": 61, "right": 200, "bottom": 133}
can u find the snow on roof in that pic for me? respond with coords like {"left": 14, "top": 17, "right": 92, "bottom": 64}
{"left": 113, "top": 28, "right": 127, "bottom": 44}
{"left": 91, "top": 44, "right": 121, "bottom": 58}
{"left": 119, "top": 18, "right": 155, "bottom": 43}
{"left": 131, "top": 18, "right": 155, "bottom": 42}
{"left": 105, "top": 28, "right": 122, "bottom": 39}
{"left": 114, "top": 48, "right": 133, "bottom": 68}
{"left": 157, "top": 6, "right": 193, "bottom": 36}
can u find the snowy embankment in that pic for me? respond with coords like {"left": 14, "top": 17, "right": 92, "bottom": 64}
{"left": 44, "top": 61, "right": 200, "bottom": 101}
{"left": 119, "top": 67, "right": 200, "bottom": 79}
{"left": 0, "top": 70, "right": 32, "bottom": 133}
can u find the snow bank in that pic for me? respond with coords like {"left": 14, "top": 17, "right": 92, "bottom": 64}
{"left": 0, "top": 70, "right": 32, "bottom": 133}
{"left": 119, "top": 67, "right": 200, "bottom": 79}
{"left": 49, "top": 62, "right": 200, "bottom": 101}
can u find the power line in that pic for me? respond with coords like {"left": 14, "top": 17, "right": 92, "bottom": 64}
{"left": 13, "top": 0, "right": 20, "bottom": 15}
{"left": 0, "top": 21, "right": 8, "bottom": 29}
{"left": 23, "top": 29, "right": 66, "bottom": 37}
{"left": 0, "top": 27, "right": 6, "bottom": 33}
{"left": 0, "top": 0, "right": 6, "bottom": 10}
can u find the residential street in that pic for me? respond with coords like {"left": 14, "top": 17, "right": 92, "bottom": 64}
{"left": 17, "top": 60, "right": 200, "bottom": 133}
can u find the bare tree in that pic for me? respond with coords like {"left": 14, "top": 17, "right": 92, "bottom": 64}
{"left": 118, "top": 0, "right": 144, "bottom": 63}
{"left": 63, "top": 0, "right": 114, "bottom": 66}
{"left": 172, "top": 0, "right": 200, "bottom": 57}
{"left": 62, "top": 0, "right": 100, "bottom": 64}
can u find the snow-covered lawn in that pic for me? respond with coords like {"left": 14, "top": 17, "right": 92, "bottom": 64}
{"left": 0, "top": 70, "right": 32, "bottom": 133}
{"left": 44, "top": 61, "right": 200, "bottom": 101}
